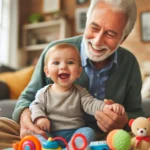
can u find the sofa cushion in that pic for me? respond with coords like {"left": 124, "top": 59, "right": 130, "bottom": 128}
{"left": 142, "top": 99, "right": 150, "bottom": 117}
{"left": 0, "top": 100, "right": 17, "bottom": 118}
{"left": 0, "top": 66, "right": 34, "bottom": 99}
{"left": 0, "top": 81, "right": 10, "bottom": 100}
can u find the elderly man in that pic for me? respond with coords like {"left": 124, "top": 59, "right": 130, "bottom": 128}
{"left": 0, "top": 0, "right": 144, "bottom": 148}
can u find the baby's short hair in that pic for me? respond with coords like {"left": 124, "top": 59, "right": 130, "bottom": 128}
{"left": 44, "top": 43, "right": 81, "bottom": 66}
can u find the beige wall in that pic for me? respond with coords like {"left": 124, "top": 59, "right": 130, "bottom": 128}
{"left": 122, "top": 0, "right": 150, "bottom": 66}
{"left": 19, "top": 0, "right": 150, "bottom": 66}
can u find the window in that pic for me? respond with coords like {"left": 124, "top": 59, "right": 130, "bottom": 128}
{"left": 0, "top": 0, "right": 19, "bottom": 67}
{"left": 140, "top": 12, "right": 150, "bottom": 42}
{"left": 75, "top": 7, "right": 88, "bottom": 33}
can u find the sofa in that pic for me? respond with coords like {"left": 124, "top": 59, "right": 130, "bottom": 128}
{"left": 0, "top": 64, "right": 35, "bottom": 118}
{"left": 0, "top": 100, "right": 16, "bottom": 118}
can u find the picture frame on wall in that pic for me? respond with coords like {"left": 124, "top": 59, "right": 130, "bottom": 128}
{"left": 76, "top": 0, "right": 88, "bottom": 4}
{"left": 140, "top": 12, "right": 150, "bottom": 42}
{"left": 43, "top": 0, "right": 60, "bottom": 13}
{"left": 75, "top": 7, "right": 88, "bottom": 33}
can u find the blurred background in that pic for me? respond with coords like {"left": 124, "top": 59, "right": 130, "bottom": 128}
{"left": 0, "top": 0, "right": 150, "bottom": 108}
{"left": 0, "top": 0, "right": 150, "bottom": 75}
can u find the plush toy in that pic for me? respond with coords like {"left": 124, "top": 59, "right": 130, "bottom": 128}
{"left": 129, "top": 117, "right": 150, "bottom": 150}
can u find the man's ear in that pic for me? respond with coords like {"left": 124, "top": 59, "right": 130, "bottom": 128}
{"left": 77, "top": 66, "right": 83, "bottom": 78}
{"left": 44, "top": 66, "right": 50, "bottom": 77}
{"left": 120, "top": 35, "right": 128, "bottom": 44}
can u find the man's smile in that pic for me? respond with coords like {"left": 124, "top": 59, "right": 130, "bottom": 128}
{"left": 89, "top": 42, "right": 107, "bottom": 55}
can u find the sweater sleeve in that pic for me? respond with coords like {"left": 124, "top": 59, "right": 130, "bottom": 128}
{"left": 76, "top": 85, "right": 105, "bottom": 115}
{"left": 12, "top": 44, "right": 51, "bottom": 122}
{"left": 29, "top": 89, "right": 47, "bottom": 122}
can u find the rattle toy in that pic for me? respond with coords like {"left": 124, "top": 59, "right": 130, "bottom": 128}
{"left": 71, "top": 133, "right": 87, "bottom": 150}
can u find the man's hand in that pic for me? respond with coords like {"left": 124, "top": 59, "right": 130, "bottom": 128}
{"left": 19, "top": 108, "right": 45, "bottom": 138}
{"left": 94, "top": 99, "right": 128, "bottom": 132}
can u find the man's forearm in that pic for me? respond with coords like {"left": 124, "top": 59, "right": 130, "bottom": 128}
{"left": 19, "top": 108, "right": 31, "bottom": 124}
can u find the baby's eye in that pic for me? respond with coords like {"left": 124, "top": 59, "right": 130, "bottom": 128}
{"left": 68, "top": 61, "right": 74, "bottom": 64}
{"left": 53, "top": 61, "right": 59, "bottom": 65}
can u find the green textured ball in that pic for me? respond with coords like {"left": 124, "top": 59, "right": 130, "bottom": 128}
{"left": 113, "top": 129, "right": 131, "bottom": 150}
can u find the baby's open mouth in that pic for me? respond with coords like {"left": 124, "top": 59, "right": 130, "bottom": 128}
{"left": 58, "top": 73, "right": 70, "bottom": 79}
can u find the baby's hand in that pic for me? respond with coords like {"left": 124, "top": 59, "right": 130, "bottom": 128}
{"left": 111, "top": 103, "right": 125, "bottom": 115}
{"left": 36, "top": 117, "right": 50, "bottom": 132}
{"left": 104, "top": 103, "right": 125, "bottom": 115}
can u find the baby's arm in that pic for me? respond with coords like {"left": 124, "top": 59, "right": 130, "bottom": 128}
{"left": 78, "top": 85, "right": 124, "bottom": 115}
{"left": 29, "top": 88, "right": 51, "bottom": 132}
{"left": 35, "top": 117, "right": 50, "bottom": 132}
{"left": 104, "top": 103, "right": 125, "bottom": 115}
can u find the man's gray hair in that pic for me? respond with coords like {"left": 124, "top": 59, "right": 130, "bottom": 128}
{"left": 86, "top": 0, "right": 137, "bottom": 39}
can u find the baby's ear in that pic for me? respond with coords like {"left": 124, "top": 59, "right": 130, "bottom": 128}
{"left": 44, "top": 66, "right": 50, "bottom": 77}
{"left": 77, "top": 66, "right": 82, "bottom": 78}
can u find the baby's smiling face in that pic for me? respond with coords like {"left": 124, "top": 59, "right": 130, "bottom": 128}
{"left": 44, "top": 47, "right": 82, "bottom": 91}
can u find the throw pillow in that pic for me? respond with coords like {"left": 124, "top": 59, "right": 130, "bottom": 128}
{"left": 0, "top": 66, "right": 34, "bottom": 99}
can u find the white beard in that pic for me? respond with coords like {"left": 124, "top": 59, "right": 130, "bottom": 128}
{"left": 83, "top": 36, "right": 120, "bottom": 62}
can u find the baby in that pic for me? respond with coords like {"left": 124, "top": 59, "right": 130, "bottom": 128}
{"left": 29, "top": 43, "right": 124, "bottom": 148}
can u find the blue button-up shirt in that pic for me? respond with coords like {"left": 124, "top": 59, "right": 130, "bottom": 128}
{"left": 80, "top": 40, "right": 118, "bottom": 100}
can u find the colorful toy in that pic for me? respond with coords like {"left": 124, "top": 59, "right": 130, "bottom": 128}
{"left": 12, "top": 133, "right": 87, "bottom": 150}
{"left": 42, "top": 137, "right": 68, "bottom": 150}
{"left": 129, "top": 117, "right": 150, "bottom": 150}
{"left": 12, "top": 135, "right": 41, "bottom": 150}
{"left": 106, "top": 129, "right": 131, "bottom": 150}
{"left": 89, "top": 140, "right": 109, "bottom": 150}
{"left": 71, "top": 133, "right": 87, "bottom": 150}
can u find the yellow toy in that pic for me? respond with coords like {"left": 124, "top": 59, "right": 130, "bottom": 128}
{"left": 129, "top": 117, "right": 150, "bottom": 150}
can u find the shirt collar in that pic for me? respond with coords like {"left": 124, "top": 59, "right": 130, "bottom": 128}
{"left": 80, "top": 40, "right": 118, "bottom": 67}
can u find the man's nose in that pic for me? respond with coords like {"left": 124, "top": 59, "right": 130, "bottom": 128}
{"left": 93, "top": 31, "right": 104, "bottom": 46}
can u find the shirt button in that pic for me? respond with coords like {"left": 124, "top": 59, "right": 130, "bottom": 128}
{"left": 101, "top": 88, "right": 105, "bottom": 92}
